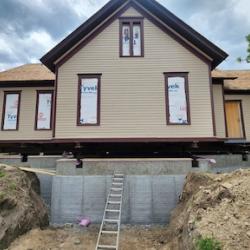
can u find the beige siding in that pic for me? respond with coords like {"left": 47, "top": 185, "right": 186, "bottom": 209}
{"left": 56, "top": 7, "right": 214, "bottom": 139}
{"left": 0, "top": 87, "right": 53, "bottom": 140}
{"left": 121, "top": 6, "right": 143, "bottom": 16}
{"left": 225, "top": 95, "right": 250, "bottom": 141}
{"left": 213, "top": 84, "right": 226, "bottom": 138}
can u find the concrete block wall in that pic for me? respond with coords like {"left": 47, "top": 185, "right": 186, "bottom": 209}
{"left": 201, "top": 154, "right": 250, "bottom": 169}
{"left": 56, "top": 158, "right": 193, "bottom": 175}
{"left": 37, "top": 174, "right": 53, "bottom": 208}
{"left": 51, "top": 175, "right": 185, "bottom": 225}
{"left": 0, "top": 155, "right": 61, "bottom": 169}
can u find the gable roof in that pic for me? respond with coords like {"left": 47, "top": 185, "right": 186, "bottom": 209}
{"left": 41, "top": 0, "right": 228, "bottom": 72}
{"left": 0, "top": 64, "right": 55, "bottom": 87}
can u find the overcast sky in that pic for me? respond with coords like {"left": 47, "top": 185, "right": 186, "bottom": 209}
{"left": 0, "top": 0, "right": 249, "bottom": 72}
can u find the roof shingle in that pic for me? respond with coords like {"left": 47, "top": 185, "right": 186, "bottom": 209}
{"left": 212, "top": 69, "right": 250, "bottom": 90}
{"left": 0, "top": 63, "right": 55, "bottom": 82}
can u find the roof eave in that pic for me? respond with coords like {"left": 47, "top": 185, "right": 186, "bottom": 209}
{"left": 0, "top": 80, "right": 55, "bottom": 88}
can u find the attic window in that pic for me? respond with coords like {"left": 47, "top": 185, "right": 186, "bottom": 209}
{"left": 120, "top": 17, "right": 144, "bottom": 57}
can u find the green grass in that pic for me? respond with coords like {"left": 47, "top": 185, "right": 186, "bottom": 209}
{"left": 196, "top": 236, "right": 222, "bottom": 250}
{"left": 8, "top": 182, "right": 17, "bottom": 191}
{"left": 0, "top": 192, "right": 5, "bottom": 201}
{"left": 0, "top": 170, "right": 5, "bottom": 178}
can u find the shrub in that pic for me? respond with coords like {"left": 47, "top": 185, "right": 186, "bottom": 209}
{"left": 196, "top": 236, "right": 222, "bottom": 250}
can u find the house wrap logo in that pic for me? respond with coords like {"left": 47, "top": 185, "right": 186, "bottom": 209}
{"left": 7, "top": 114, "right": 17, "bottom": 121}
{"left": 168, "top": 83, "right": 180, "bottom": 91}
{"left": 81, "top": 85, "right": 97, "bottom": 94}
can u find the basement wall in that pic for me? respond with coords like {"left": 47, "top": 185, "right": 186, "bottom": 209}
{"left": 51, "top": 175, "right": 185, "bottom": 224}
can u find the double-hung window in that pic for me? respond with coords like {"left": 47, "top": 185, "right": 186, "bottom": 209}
{"left": 77, "top": 74, "right": 101, "bottom": 126}
{"left": 120, "top": 17, "right": 144, "bottom": 57}
{"left": 35, "top": 90, "right": 53, "bottom": 130}
{"left": 1, "top": 91, "right": 21, "bottom": 131}
{"left": 165, "top": 73, "right": 191, "bottom": 125}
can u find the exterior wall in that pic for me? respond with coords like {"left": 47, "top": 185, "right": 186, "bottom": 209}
{"left": 225, "top": 94, "right": 250, "bottom": 141}
{"left": 55, "top": 7, "right": 214, "bottom": 139}
{"left": 213, "top": 84, "right": 226, "bottom": 138}
{"left": 0, "top": 87, "right": 53, "bottom": 140}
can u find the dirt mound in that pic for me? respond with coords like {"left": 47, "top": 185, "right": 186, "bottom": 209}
{"left": 161, "top": 169, "right": 250, "bottom": 250}
{"left": 0, "top": 164, "right": 49, "bottom": 249}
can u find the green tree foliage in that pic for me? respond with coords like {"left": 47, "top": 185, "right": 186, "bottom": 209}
{"left": 237, "top": 34, "right": 250, "bottom": 63}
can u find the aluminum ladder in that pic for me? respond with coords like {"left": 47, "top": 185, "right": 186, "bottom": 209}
{"left": 95, "top": 172, "right": 124, "bottom": 250}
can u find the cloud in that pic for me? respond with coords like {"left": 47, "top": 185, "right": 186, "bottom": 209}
{"left": 0, "top": 0, "right": 249, "bottom": 71}
{"left": 158, "top": 0, "right": 250, "bottom": 69}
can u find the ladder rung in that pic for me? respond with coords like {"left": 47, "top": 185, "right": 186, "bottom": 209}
{"left": 112, "top": 182, "right": 123, "bottom": 185}
{"left": 109, "top": 194, "right": 122, "bottom": 197}
{"left": 114, "top": 173, "right": 124, "bottom": 177}
{"left": 106, "top": 209, "right": 120, "bottom": 213}
{"left": 111, "top": 188, "right": 122, "bottom": 191}
{"left": 97, "top": 245, "right": 117, "bottom": 249}
{"left": 113, "top": 178, "right": 123, "bottom": 181}
{"left": 101, "top": 230, "right": 118, "bottom": 235}
{"left": 104, "top": 219, "right": 120, "bottom": 223}
{"left": 108, "top": 201, "right": 121, "bottom": 204}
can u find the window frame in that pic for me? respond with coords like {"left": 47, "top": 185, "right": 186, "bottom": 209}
{"left": 164, "top": 72, "right": 191, "bottom": 125}
{"left": 77, "top": 74, "right": 101, "bottom": 127}
{"left": 119, "top": 17, "right": 144, "bottom": 57}
{"left": 35, "top": 90, "right": 54, "bottom": 131}
{"left": 1, "top": 91, "right": 21, "bottom": 131}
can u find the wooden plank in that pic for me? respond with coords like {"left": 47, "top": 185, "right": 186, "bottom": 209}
{"left": 19, "top": 167, "right": 56, "bottom": 176}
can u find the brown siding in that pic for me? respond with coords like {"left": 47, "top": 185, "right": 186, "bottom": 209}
{"left": 213, "top": 84, "right": 226, "bottom": 138}
{"left": 0, "top": 87, "right": 53, "bottom": 140}
{"left": 225, "top": 95, "right": 250, "bottom": 141}
{"left": 55, "top": 7, "right": 214, "bottom": 139}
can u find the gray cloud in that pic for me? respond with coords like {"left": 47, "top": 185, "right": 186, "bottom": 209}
{"left": 0, "top": 0, "right": 249, "bottom": 71}
{"left": 0, "top": 0, "right": 87, "bottom": 39}
{"left": 159, "top": 0, "right": 250, "bottom": 69}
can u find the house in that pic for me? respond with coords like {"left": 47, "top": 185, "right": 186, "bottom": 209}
{"left": 0, "top": 0, "right": 249, "bottom": 157}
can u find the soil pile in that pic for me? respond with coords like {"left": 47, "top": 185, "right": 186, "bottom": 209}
{"left": 161, "top": 169, "right": 250, "bottom": 250}
{"left": 0, "top": 164, "right": 49, "bottom": 249}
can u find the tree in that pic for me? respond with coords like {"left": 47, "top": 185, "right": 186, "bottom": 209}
{"left": 237, "top": 34, "right": 250, "bottom": 63}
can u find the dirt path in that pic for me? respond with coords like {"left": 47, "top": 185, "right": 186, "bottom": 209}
{"left": 8, "top": 225, "right": 168, "bottom": 250}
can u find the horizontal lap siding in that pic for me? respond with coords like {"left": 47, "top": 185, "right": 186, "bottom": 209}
{"left": 0, "top": 87, "right": 53, "bottom": 140}
{"left": 213, "top": 85, "right": 226, "bottom": 138}
{"left": 56, "top": 8, "right": 213, "bottom": 139}
{"left": 225, "top": 95, "right": 250, "bottom": 140}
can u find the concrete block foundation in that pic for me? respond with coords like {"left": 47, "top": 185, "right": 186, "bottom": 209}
{"left": 56, "top": 158, "right": 193, "bottom": 175}
{"left": 0, "top": 155, "right": 61, "bottom": 169}
{"left": 51, "top": 175, "right": 185, "bottom": 225}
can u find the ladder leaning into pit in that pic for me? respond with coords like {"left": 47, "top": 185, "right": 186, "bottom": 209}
{"left": 95, "top": 172, "right": 125, "bottom": 250}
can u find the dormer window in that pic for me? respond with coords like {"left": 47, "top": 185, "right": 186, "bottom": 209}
{"left": 119, "top": 17, "right": 144, "bottom": 57}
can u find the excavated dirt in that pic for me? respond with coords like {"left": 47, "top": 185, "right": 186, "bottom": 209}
{"left": 160, "top": 169, "right": 250, "bottom": 250}
{"left": 0, "top": 164, "right": 49, "bottom": 250}
{"left": 7, "top": 225, "right": 167, "bottom": 250}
